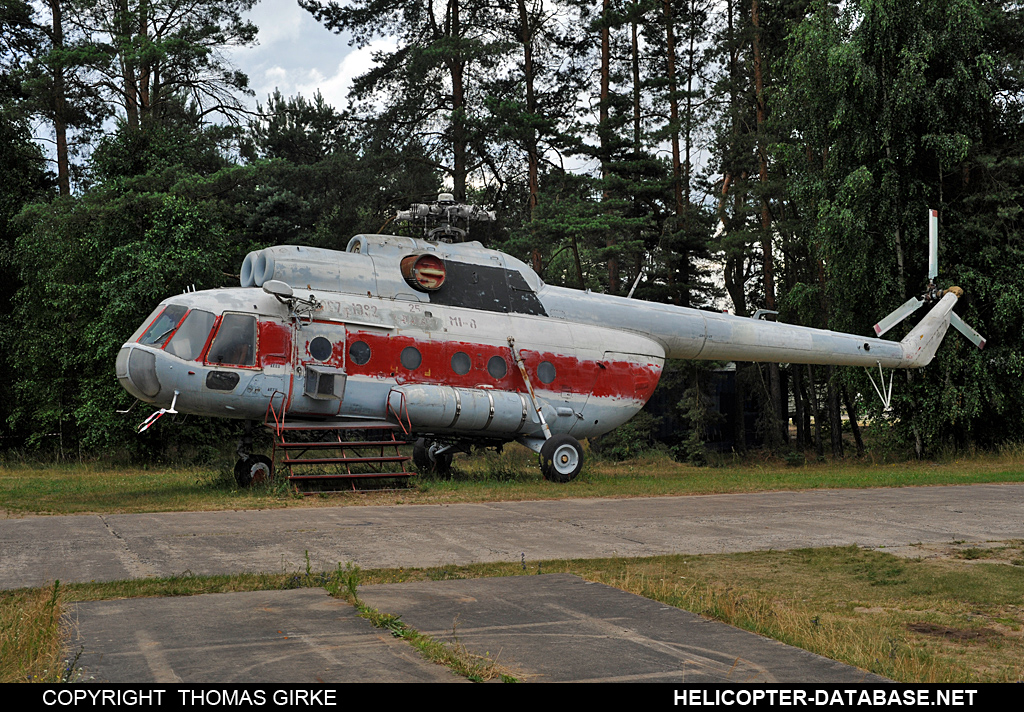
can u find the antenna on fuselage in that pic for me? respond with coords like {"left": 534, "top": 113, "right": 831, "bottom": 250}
{"left": 395, "top": 193, "right": 496, "bottom": 243}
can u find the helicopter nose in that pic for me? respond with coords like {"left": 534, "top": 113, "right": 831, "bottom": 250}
{"left": 116, "top": 344, "right": 162, "bottom": 401}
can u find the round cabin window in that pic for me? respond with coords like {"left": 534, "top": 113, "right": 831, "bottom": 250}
{"left": 450, "top": 351, "right": 471, "bottom": 375}
{"left": 309, "top": 336, "right": 333, "bottom": 361}
{"left": 487, "top": 355, "right": 508, "bottom": 379}
{"left": 537, "top": 361, "right": 556, "bottom": 384}
{"left": 400, "top": 346, "right": 422, "bottom": 370}
{"left": 349, "top": 340, "right": 371, "bottom": 365}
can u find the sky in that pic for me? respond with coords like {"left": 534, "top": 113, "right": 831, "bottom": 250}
{"left": 227, "top": 1, "right": 394, "bottom": 114}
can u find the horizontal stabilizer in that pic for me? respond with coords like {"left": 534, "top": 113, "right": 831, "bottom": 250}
{"left": 874, "top": 296, "right": 924, "bottom": 337}
{"left": 950, "top": 311, "right": 986, "bottom": 350}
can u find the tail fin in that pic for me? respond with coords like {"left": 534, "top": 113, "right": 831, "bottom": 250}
{"left": 899, "top": 291, "right": 957, "bottom": 367}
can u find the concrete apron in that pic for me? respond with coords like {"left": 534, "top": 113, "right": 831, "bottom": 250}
{"left": 71, "top": 576, "right": 885, "bottom": 684}
{"left": 4, "top": 483, "right": 1023, "bottom": 590}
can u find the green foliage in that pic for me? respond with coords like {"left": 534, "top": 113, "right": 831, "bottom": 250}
{"left": 592, "top": 409, "right": 662, "bottom": 461}
{"left": 0, "top": 102, "right": 52, "bottom": 441}
{"left": 675, "top": 362, "right": 725, "bottom": 466}
{"left": 9, "top": 185, "right": 234, "bottom": 454}
{"left": 71, "top": 0, "right": 259, "bottom": 128}
{"left": 4, "top": 0, "right": 1024, "bottom": 463}
{"left": 776, "top": 0, "right": 1024, "bottom": 453}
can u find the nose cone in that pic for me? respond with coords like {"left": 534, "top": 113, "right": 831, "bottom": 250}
{"left": 116, "top": 345, "right": 162, "bottom": 401}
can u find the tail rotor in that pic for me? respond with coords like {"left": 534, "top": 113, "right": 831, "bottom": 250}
{"left": 872, "top": 209, "right": 985, "bottom": 350}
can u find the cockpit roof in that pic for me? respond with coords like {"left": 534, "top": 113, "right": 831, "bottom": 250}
{"left": 158, "top": 287, "right": 289, "bottom": 317}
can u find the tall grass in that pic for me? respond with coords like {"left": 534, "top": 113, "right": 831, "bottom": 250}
{"left": 0, "top": 582, "right": 77, "bottom": 683}
{"left": 604, "top": 572, "right": 964, "bottom": 682}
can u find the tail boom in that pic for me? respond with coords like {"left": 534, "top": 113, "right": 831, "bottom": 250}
{"left": 540, "top": 286, "right": 961, "bottom": 369}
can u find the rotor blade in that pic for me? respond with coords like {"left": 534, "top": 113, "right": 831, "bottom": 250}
{"left": 929, "top": 208, "right": 939, "bottom": 281}
{"left": 950, "top": 311, "right": 986, "bottom": 350}
{"left": 873, "top": 296, "right": 925, "bottom": 337}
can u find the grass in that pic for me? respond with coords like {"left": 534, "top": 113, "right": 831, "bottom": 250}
{"left": 2, "top": 558, "right": 518, "bottom": 684}
{"left": 6, "top": 544, "right": 1023, "bottom": 683}
{"left": 581, "top": 544, "right": 1024, "bottom": 683}
{"left": 0, "top": 582, "right": 77, "bottom": 683}
{"left": 4, "top": 443, "right": 1024, "bottom": 516}
{"left": 328, "top": 562, "right": 518, "bottom": 683}
{"left": 4, "top": 441, "right": 1022, "bottom": 681}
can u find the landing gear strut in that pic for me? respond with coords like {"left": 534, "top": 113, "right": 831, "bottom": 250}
{"left": 412, "top": 438, "right": 453, "bottom": 476}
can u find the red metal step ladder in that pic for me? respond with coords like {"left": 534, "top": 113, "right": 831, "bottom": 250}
{"left": 265, "top": 397, "right": 414, "bottom": 493}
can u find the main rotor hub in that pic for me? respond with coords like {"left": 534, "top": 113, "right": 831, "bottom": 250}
{"left": 395, "top": 193, "right": 496, "bottom": 243}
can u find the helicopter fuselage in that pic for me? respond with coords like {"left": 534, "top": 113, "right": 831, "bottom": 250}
{"left": 116, "top": 267, "right": 666, "bottom": 446}
{"left": 117, "top": 232, "right": 957, "bottom": 451}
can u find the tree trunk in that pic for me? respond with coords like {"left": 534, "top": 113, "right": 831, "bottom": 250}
{"left": 665, "top": 1, "right": 682, "bottom": 215}
{"left": 733, "top": 363, "right": 747, "bottom": 452}
{"left": 792, "top": 364, "right": 805, "bottom": 447}
{"left": 139, "top": 0, "right": 151, "bottom": 123}
{"left": 631, "top": 13, "right": 640, "bottom": 151}
{"left": 724, "top": 182, "right": 748, "bottom": 317}
{"left": 807, "top": 365, "right": 824, "bottom": 459}
{"left": 117, "top": 0, "right": 139, "bottom": 130}
{"left": 752, "top": 0, "right": 774, "bottom": 314}
{"left": 751, "top": 0, "right": 783, "bottom": 445}
{"left": 450, "top": 0, "right": 467, "bottom": 201}
{"left": 600, "top": 0, "right": 618, "bottom": 293}
{"left": 570, "top": 234, "right": 585, "bottom": 289}
{"left": 827, "top": 365, "right": 844, "bottom": 459}
{"left": 663, "top": 0, "right": 685, "bottom": 305}
{"left": 841, "top": 387, "right": 865, "bottom": 457}
{"left": 48, "top": 0, "right": 70, "bottom": 196}
{"left": 779, "top": 365, "right": 789, "bottom": 444}
{"left": 517, "top": 0, "right": 538, "bottom": 220}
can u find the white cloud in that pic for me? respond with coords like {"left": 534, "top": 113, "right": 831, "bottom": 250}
{"left": 226, "top": 3, "right": 399, "bottom": 113}
{"left": 293, "top": 38, "right": 398, "bottom": 110}
{"left": 238, "top": 0, "right": 308, "bottom": 52}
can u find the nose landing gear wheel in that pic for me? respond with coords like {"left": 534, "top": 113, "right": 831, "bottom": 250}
{"left": 539, "top": 434, "right": 583, "bottom": 483}
{"left": 234, "top": 454, "right": 273, "bottom": 488}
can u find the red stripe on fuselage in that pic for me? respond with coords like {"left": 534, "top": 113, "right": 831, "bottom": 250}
{"left": 344, "top": 330, "right": 662, "bottom": 402}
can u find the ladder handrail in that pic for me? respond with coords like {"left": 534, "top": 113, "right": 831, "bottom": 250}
{"left": 265, "top": 390, "right": 287, "bottom": 437}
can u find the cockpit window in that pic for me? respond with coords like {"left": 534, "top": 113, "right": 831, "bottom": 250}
{"left": 206, "top": 313, "right": 257, "bottom": 367}
{"left": 138, "top": 305, "right": 188, "bottom": 347}
{"left": 165, "top": 309, "right": 216, "bottom": 361}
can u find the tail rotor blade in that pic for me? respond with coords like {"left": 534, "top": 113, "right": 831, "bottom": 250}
{"left": 874, "top": 296, "right": 924, "bottom": 337}
{"left": 950, "top": 311, "right": 986, "bottom": 350}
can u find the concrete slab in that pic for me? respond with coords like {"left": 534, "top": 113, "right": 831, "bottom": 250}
{"left": 70, "top": 589, "right": 461, "bottom": 683}
{"left": 358, "top": 574, "right": 886, "bottom": 684}
{"left": 3, "top": 484, "right": 1022, "bottom": 589}
{"left": 70, "top": 577, "right": 886, "bottom": 684}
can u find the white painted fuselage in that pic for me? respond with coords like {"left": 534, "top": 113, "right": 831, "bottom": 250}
{"left": 117, "top": 234, "right": 959, "bottom": 447}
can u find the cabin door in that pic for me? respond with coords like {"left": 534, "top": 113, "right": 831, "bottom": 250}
{"left": 293, "top": 321, "right": 348, "bottom": 415}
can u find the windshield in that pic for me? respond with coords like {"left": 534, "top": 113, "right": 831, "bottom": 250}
{"left": 165, "top": 309, "right": 217, "bottom": 361}
{"left": 137, "top": 305, "right": 188, "bottom": 347}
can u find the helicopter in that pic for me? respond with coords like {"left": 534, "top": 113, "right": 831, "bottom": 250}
{"left": 116, "top": 199, "right": 984, "bottom": 485}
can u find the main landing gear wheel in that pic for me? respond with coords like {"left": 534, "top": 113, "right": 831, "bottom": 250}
{"left": 540, "top": 434, "right": 584, "bottom": 483}
{"left": 413, "top": 438, "right": 453, "bottom": 476}
{"left": 234, "top": 454, "right": 273, "bottom": 488}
